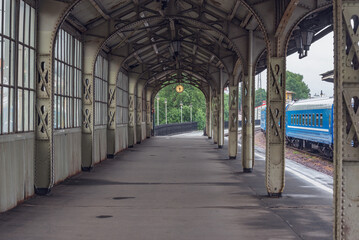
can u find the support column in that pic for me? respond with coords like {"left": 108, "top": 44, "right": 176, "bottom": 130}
{"left": 228, "top": 76, "right": 239, "bottom": 159}
{"left": 212, "top": 94, "right": 219, "bottom": 144}
{"left": 242, "top": 30, "right": 255, "bottom": 172}
{"left": 146, "top": 88, "right": 152, "bottom": 138}
{"left": 207, "top": 88, "right": 212, "bottom": 139}
{"left": 265, "top": 57, "right": 286, "bottom": 197}
{"left": 334, "top": 2, "right": 359, "bottom": 239}
{"left": 35, "top": 1, "right": 69, "bottom": 194}
{"left": 107, "top": 56, "right": 122, "bottom": 158}
{"left": 242, "top": 75, "right": 254, "bottom": 171}
{"left": 205, "top": 100, "right": 209, "bottom": 136}
{"left": 136, "top": 85, "right": 143, "bottom": 144}
{"left": 128, "top": 93, "right": 135, "bottom": 147}
{"left": 218, "top": 83, "right": 225, "bottom": 148}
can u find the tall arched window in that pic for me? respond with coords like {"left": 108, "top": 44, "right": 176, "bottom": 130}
{"left": 0, "top": 0, "right": 36, "bottom": 134}
{"left": 54, "top": 29, "right": 82, "bottom": 129}
{"left": 116, "top": 71, "right": 128, "bottom": 125}
{"left": 94, "top": 55, "right": 108, "bottom": 125}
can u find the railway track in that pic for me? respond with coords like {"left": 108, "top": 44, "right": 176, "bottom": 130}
{"left": 286, "top": 145, "right": 332, "bottom": 162}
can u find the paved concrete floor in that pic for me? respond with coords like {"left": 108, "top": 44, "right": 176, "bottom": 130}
{"left": 0, "top": 133, "right": 332, "bottom": 240}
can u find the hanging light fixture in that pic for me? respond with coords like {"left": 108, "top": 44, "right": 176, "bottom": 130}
{"left": 296, "top": 29, "right": 315, "bottom": 59}
{"left": 301, "top": 30, "right": 315, "bottom": 51}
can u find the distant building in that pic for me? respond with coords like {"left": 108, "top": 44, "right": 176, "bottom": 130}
{"left": 286, "top": 91, "right": 295, "bottom": 102}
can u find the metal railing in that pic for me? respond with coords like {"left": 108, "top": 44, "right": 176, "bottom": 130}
{"left": 154, "top": 122, "right": 198, "bottom": 136}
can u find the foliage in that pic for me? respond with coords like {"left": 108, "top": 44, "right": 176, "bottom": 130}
{"left": 286, "top": 71, "right": 310, "bottom": 100}
{"left": 255, "top": 88, "right": 266, "bottom": 107}
{"left": 155, "top": 84, "right": 206, "bottom": 130}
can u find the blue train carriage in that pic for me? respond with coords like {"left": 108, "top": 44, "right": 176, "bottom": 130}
{"left": 285, "top": 97, "right": 334, "bottom": 158}
{"left": 260, "top": 107, "right": 266, "bottom": 132}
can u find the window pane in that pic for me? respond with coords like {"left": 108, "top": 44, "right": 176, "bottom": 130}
{"left": 30, "top": 49, "right": 35, "bottom": 89}
{"left": 18, "top": 44, "right": 23, "bottom": 87}
{"left": 18, "top": 1, "right": 24, "bottom": 42}
{"left": 24, "top": 90, "right": 29, "bottom": 131}
{"left": 3, "top": 38, "right": 10, "bottom": 85}
{"left": 2, "top": 87, "right": 9, "bottom": 133}
{"left": 24, "top": 47, "right": 29, "bottom": 88}
{"left": 24, "top": 4, "right": 30, "bottom": 45}
{"left": 30, "top": 7, "right": 35, "bottom": 47}
{"left": 17, "top": 89, "right": 23, "bottom": 131}
{"left": 4, "top": 0, "right": 11, "bottom": 36}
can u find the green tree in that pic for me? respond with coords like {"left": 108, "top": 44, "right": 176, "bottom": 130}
{"left": 155, "top": 84, "right": 207, "bottom": 130}
{"left": 255, "top": 88, "right": 266, "bottom": 107}
{"left": 286, "top": 71, "right": 310, "bottom": 100}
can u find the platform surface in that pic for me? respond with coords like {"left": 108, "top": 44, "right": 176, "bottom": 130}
{"left": 0, "top": 132, "right": 332, "bottom": 240}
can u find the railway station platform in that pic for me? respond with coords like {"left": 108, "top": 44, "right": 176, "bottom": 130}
{"left": 0, "top": 132, "right": 332, "bottom": 240}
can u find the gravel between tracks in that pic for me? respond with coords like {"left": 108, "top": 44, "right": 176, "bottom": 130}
{"left": 252, "top": 131, "right": 334, "bottom": 177}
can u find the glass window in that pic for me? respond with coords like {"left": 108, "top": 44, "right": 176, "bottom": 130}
{"left": 0, "top": 0, "right": 35, "bottom": 134}
{"left": 316, "top": 114, "right": 319, "bottom": 126}
{"left": 320, "top": 113, "right": 323, "bottom": 127}
{"left": 54, "top": 29, "right": 82, "bottom": 129}
{"left": 116, "top": 72, "right": 129, "bottom": 125}
{"left": 95, "top": 55, "right": 108, "bottom": 125}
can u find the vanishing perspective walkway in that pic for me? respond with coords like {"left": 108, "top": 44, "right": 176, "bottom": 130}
{"left": 0, "top": 132, "right": 332, "bottom": 240}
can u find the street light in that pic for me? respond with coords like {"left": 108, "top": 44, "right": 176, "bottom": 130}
{"left": 164, "top": 98, "right": 167, "bottom": 124}
{"left": 156, "top": 96, "right": 160, "bottom": 126}
{"left": 180, "top": 101, "right": 183, "bottom": 123}
{"left": 189, "top": 103, "right": 192, "bottom": 122}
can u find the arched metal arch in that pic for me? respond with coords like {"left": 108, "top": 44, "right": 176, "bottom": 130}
{"left": 122, "top": 40, "right": 230, "bottom": 74}
{"left": 141, "top": 68, "right": 216, "bottom": 91}
{"left": 105, "top": 15, "right": 243, "bottom": 69}
{"left": 284, "top": 4, "right": 333, "bottom": 58}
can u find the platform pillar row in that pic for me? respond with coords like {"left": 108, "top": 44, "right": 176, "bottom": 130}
{"left": 228, "top": 75, "right": 239, "bottom": 158}
{"left": 333, "top": 1, "right": 359, "bottom": 239}
{"left": 265, "top": 57, "right": 286, "bottom": 197}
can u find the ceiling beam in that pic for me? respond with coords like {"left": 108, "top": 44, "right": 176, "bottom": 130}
{"left": 275, "top": 0, "right": 300, "bottom": 38}
{"left": 88, "top": 0, "right": 110, "bottom": 20}
{"left": 228, "top": 0, "right": 240, "bottom": 21}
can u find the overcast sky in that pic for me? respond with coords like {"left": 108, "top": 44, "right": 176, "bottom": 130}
{"left": 255, "top": 32, "right": 334, "bottom": 97}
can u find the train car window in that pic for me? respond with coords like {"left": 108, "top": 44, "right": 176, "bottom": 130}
{"left": 300, "top": 115, "right": 302, "bottom": 125}
{"left": 312, "top": 114, "right": 315, "bottom": 126}
{"left": 305, "top": 114, "right": 307, "bottom": 125}
{"left": 309, "top": 114, "right": 311, "bottom": 126}
{"left": 316, "top": 114, "right": 319, "bottom": 126}
{"left": 320, "top": 113, "right": 323, "bottom": 127}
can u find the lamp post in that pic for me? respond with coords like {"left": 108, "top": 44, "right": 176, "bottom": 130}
{"left": 189, "top": 103, "right": 192, "bottom": 122}
{"left": 180, "top": 101, "right": 183, "bottom": 123}
{"left": 164, "top": 98, "right": 167, "bottom": 124}
{"left": 156, "top": 96, "right": 160, "bottom": 125}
